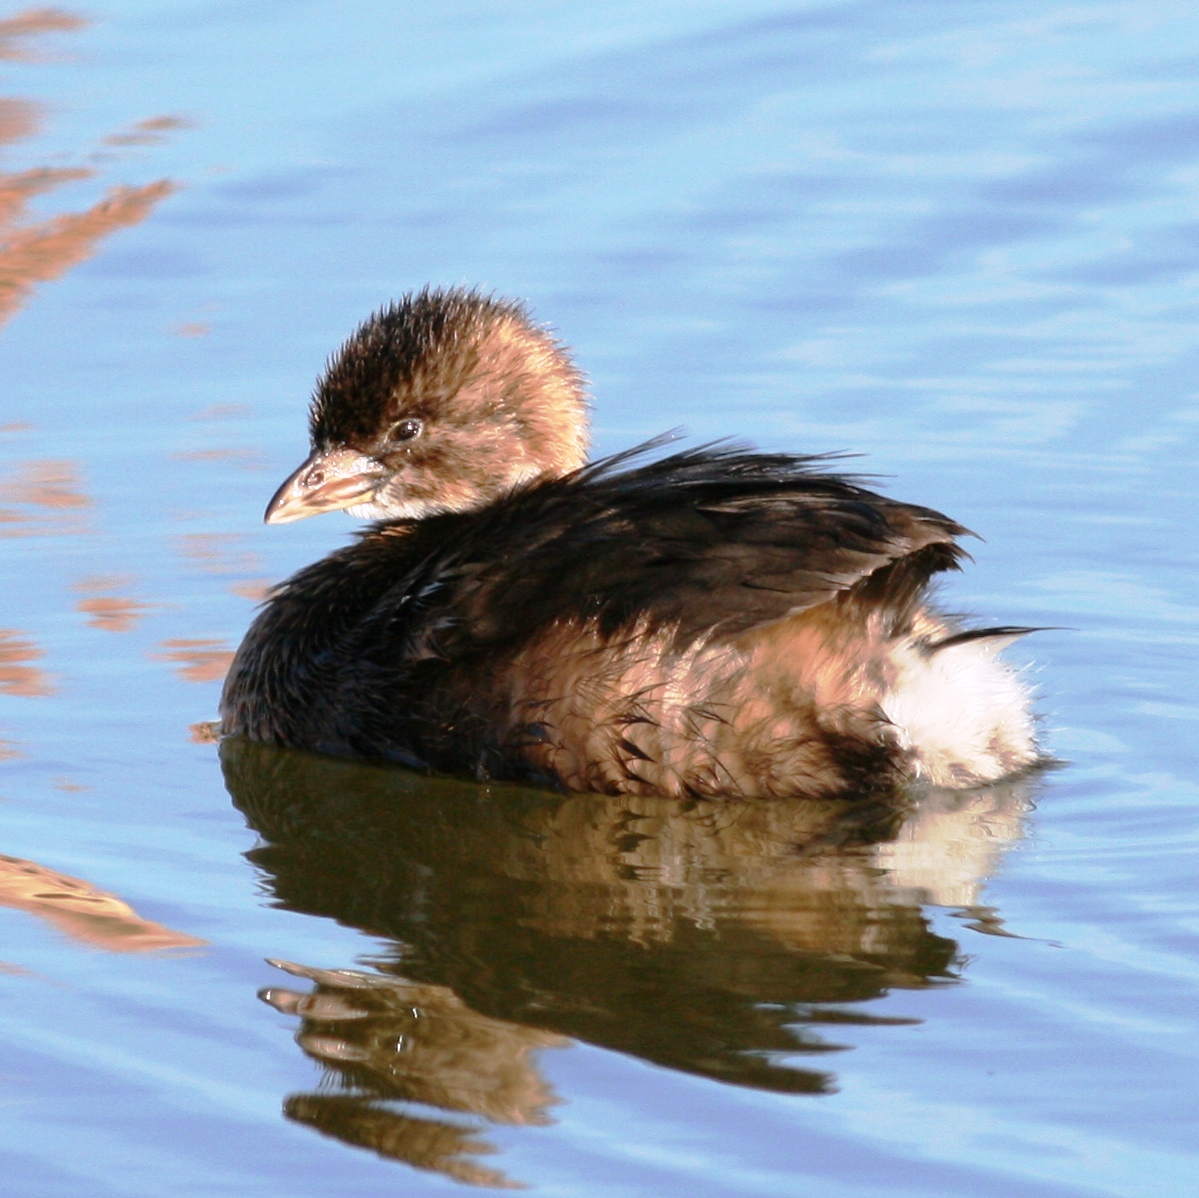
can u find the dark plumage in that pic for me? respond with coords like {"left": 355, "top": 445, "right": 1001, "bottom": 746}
{"left": 221, "top": 287, "right": 1039, "bottom": 798}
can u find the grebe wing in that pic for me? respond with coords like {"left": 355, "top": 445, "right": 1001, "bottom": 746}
{"left": 422, "top": 443, "right": 970, "bottom": 650}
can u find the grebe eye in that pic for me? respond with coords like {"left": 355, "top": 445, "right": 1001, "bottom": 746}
{"left": 388, "top": 418, "right": 424, "bottom": 442}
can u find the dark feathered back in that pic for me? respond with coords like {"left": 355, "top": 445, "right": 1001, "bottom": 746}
{"left": 347, "top": 440, "right": 968, "bottom": 655}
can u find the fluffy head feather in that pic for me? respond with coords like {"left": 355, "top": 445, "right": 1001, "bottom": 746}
{"left": 307, "top": 286, "right": 589, "bottom": 520}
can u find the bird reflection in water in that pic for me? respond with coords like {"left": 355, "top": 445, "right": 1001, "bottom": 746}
{"left": 222, "top": 738, "right": 1042, "bottom": 1188}
{"left": 262, "top": 963, "right": 566, "bottom": 1188}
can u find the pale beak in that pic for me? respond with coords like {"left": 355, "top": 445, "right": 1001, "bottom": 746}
{"left": 264, "top": 448, "right": 386, "bottom": 524}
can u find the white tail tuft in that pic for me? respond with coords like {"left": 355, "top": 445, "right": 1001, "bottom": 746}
{"left": 880, "top": 633, "right": 1038, "bottom": 787}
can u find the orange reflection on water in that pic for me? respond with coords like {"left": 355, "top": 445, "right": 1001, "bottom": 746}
{"left": 0, "top": 9, "right": 84, "bottom": 61}
{"left": 0, "top": 9, "right": 179, "bottom": 329}
{"left": 0, "top": 162, "right": 89, "bottom": 220}
{"left": 73, "top": 574, "right": 161, "bottom": 632}
{"left": 174, "top": 532, "right": 262, "bottom": 575}
{"left": 187, "top": 405, "right": 248, "bottom": 421}
{"left": 101, "top": 114, "right": 191, "bottom": 148}
{"left": 229, "top": 579, "right": 273, "bottom": 602}
{"left": 0, "top": 458, "right": 91, "bottom": 537}
{"left": 0, "top": 852, "right": 205, "bottom": 952}
{"left": 2, "top": 459, "right": 87, "bottom": 508}
{"left": 76, "top": 596, "right": 148, "bottom": 632}
{"left": 0, "top": 179, "right": 177, "bottom": 324}
{"left": 152, "top": 637, "right": 234, "bottom": 683}
{"left": 172, "top": 447, "right": 265, "bottom": 470}
{"left": 0, "top": 628, "right": 53, "bottom": 696}
{"left": 0, "top": 95, "right": 36, "bottom": 143}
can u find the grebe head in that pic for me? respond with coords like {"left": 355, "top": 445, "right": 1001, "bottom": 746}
{"left": 264, "top": 286, "right": 589, "bottom": 524}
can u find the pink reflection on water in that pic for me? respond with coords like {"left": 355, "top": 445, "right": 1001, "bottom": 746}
{"left": 0, "top": 10, "right": 181, "bottom": 332}
{"left": 0, "top": 628, "right": 53, "bottom": 696}
{"left": 0, "top": 458, "right": 91, "bottom": 537}
{"left": 73, "top": 575, "right": 163, "bottom": 632}
{"left": 171, "top": 447, "right": 266, "bottom": 470}
{"left": 152, "top": 637, "right": 234, "bottom": 684}
{"left": 102, "top": 114, "right": 192, "bottom": 148}
{"left": 0, "top": 853, "right": 205, "bottom": 952}
{"left": 187, "top": 404, "right": 248, "bottom": 421}
{"left": 0, "top": 9, "right": 84, "bottom": 62}
{"left": 174, "top": 532, "right": 263, "bottom": 575}
{"left": 229, "top": 579, "right": 273, "bottom": 602}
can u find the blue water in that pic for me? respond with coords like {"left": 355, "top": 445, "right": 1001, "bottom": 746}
{"left": 0, "top": 2, "right": 1196, "bottom": 1194}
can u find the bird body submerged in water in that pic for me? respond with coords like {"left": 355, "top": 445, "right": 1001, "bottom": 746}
{"left": 221, "top": 287, "right": 1039, "bottom": 799}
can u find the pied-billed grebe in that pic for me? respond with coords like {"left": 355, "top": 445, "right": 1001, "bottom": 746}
{"left": 220, "top": 286, "right": 1039, "bottom": 798}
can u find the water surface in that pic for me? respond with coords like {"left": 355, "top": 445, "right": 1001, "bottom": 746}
{"left": 0, "top": 3, "right": 1196, "bottom": 1195}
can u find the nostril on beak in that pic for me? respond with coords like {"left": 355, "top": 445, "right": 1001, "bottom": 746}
{"left": 306, "top": 470, "right": 325, "bottom": 488}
